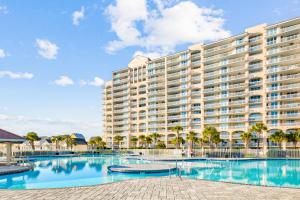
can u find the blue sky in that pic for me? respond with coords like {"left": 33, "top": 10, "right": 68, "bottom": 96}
{"left": 0, "top": 0, "right": 299, "bottom": 139}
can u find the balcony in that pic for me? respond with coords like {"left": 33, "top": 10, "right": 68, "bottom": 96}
{"left": 267, "top": 93, "right": 300, "bottom": 101}
{"left": 267, "top": 83, "right": 300, "bottom": 92}
{"left": 267, "top": 44, "right": 300, "bottom": 56}
{"left": 249, "top": 36, "right": 261, "bottom": 43}
{"left": 148, "top": 96, "right": 165, "bottom": 102}
{"left": 228, "top": 109, "right": 245, "bottom": 114}
{"left": 249, "top": 63, "right": 262, "bottom": 71}
{"left": 281, "top": 24, "right": 300, "bottom": 33}
{"left": 267, "top": 103, "right": 300, "bottom": 110}
{"left": 266, "top": 114, "right": 300, "bottom": 119}
{"left": 230, "top": 100, "right": 246, "bottom": 105}
{"left": 266, "top": 54, "right": 300, "bottom": 65}
{"left": 268, "top": 122, "right": 300, "bottom": 127}
{"left": 249, "top": 99, "right": 262, "bottom": 104}
{"left": 280, "top": 34, "right": 299, "bottom": 43}
{"left": 267, "top": 74, "right": 300, "bottom": 83}
{"left": 267, "top": 65, "right": 300, "bottom": 74}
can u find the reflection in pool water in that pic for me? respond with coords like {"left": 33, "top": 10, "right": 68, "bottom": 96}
{"left": 0, "top": 155, "right": 299, "bottom": 189}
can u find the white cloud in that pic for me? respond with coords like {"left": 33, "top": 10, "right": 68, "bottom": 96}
{"left": 0, "top": 114, "right": 9, "bottom": 120}
{"left": 36, "top": 39, "right": 59, "bottom": 59}
{"left": 0, "top": 113, "right": 101, "bottom": 138}
{"left": 0, "top": 48, "right": 7, "bottom": 58}
{"left": 80, "top": 77, "right": 105, "bottom": 87}
{"left": 0, "top": 5, "right": 8, "bottom": 14}
{"left": 105, "top": 0, "right": 148, "bottom": 52}
{"left": 54, "top": 76, "right": 74, "bottom": 86}
{"left": 72, "top": 6, "right": 85, "bottom": 26}
{"left": 0, "top": 71, "right": 34, "bottom": 79}
{"left": 105, "top": 0, "right": 230, "bottom": 57}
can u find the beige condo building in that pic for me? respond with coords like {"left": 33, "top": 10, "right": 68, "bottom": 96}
{"left": 103, "top": 17, "right": 300, "bottom": 149}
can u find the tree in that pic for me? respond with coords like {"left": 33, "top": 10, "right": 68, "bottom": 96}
{"left": 138, "top": 135, "right": 146, "bottom": 148}
{"left": 25, "top": 132, "right": 39, "bottom": 151}
{"left": 51, "top": 135, "right": 64, "bottom": 151}
{"left": 196, "top": 137, "right": 206, "bottom": 149}
{"left": 202, "top": 126, "right": 220, "bottom": 148}
{"left": 212, "top": 136, "right": 222, "bottom": 148}
{"left": 114, "top": 135, "right": 124, "bottom": 149}
{"left": 170, "top": 126, "right": 183, "bottom": 149}
{"left": 145, "top": 136, "right": 153, "bottom": 148}
{"left": 286, "top": 131, "right": 300, "bottom": 148}
{"left": 130, "top": 136, "right": 138, "bottom": 148}
{"left": 171, "top": 137, "right": 184, "bottom": 148}
{"left": 269, "top": 130, "right": 287, "bottom": 149}
{"left": 88, "top": 138, "right": 97, "bottom": 150}
{"left": 156, "top": 141, "right": 166, "bottom": 149}
{"left": 63, "top": 135, "right": 76, "bottom": 150}
{"left": 241, "top": 132, "right": 253, "bottom": 149}
{"left": 89, "top": 136, "right": 105, "bottom": 150}
{"left": 186, "top": 131, "right": 198, "bottom": 153}
{"left": 150, "top": 132, "right": 162, "bottom": 148}
{"left": 250, "top": 122, "right": 268, "bottom": 150}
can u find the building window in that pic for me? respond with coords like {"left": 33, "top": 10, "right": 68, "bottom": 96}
{"left": 267, "top": 28, "right": 277, "bottom": 36}
{"left": 235, "top": 38, "right": 244, "bottom": 45}
{"left": 267, "top": 37, "right": 277, "bottom": 45}
{"left": 236, "top": 46, "right": 244, "bottom": 53}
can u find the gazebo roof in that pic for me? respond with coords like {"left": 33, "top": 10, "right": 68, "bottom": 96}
{"left": 0, "top": 128, "right": 25, "bottom": 143}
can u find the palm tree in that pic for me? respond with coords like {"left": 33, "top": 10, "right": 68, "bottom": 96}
{"left": 196, "top": 137, "right": 206, "bottom": 149}
{"left": 156, "top": 140, "right": 166, "bottom": 149}
{"left": 241, "top": 131, "right": 253, "bottom": 149}
{"left": 114, "top": 135, "right": 124, "bottom": 149}
{"left": 150, "top": 132, "right": 162, "bottom": 148}
{"left": 138, "top": 135, "right": 146, "bottom": 148}
{"left": 250, "top": 122, "right": 268, "bottom": 150}
{"left": 51, "top": 135, "right": 64, "bottom": 151}
{"left": 25, "top": 132, "right": 39, "bottom": 151}
{"left": 170, "top": 126, "right": 183, "bottom": 149}
{"left": 269, "top": 130, "right": 287, "bottom": 149}
{"left": 88, "top": 137, "right": 97, "bottom": 150}
{"left": 89, "top": 136, "right": 105, "bottom": 150}
{"left": 145, "top": 136, "right": 153, "bottom": 148}
{"left": 186, "top": 131, "right": 198, "bottom": 153}
{"left": 63, "top": 135, "right": 76, "bottom": 150}
{"left": 212, "top": 137, "right": 222, "bottom": 148}
{"left": 286, "top": 131, "right": 300, "bottom": 148}
{"left": 202, "top": 126, "right": 219, "bottom": 149}
{"left": 130, "top": 136, "right": 138, "bottom": 148}
{"left": 171, "top": 136, "right": 184, "bottom": 148}
{"left": 98, "top": 141, "right": 106, "bottom": 149}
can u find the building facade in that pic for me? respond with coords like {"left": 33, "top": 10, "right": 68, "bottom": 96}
{"left": 103, "top": 17, "right": 300, "bottom": 148}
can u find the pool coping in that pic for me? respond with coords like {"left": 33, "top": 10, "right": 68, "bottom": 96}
{"left": 0, "top": 165, "right": 32, "bottom": 176}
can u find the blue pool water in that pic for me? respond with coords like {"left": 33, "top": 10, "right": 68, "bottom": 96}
{"left": 0, "top": 155, "right": 299, "bottom": 189}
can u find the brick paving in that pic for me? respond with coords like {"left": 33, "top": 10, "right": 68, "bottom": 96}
{"left": 0, "top": 177, "right": 299, "bottom": 200}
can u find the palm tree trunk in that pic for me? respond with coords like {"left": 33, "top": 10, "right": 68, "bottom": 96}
{"left": 31, "top": 142, "right": 35, "bottom": 151}
{"left": 279, "top": 142, "right": 282, "bottom": 150}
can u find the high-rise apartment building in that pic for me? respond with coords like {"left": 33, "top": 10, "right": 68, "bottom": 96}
{"left": 103, "top": 17, "right": 300, "bottom": 149}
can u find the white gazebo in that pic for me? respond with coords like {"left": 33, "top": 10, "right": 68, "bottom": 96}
{"left": 0, "top": 129, "right": 25, "bottom": 163}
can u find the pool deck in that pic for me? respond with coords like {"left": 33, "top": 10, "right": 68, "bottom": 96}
{"left": 0, "top": 177, "right": 299, "bottom": 200}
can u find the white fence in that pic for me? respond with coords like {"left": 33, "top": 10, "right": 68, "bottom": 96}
{"left": 125, "top": 148, "right": 300, "bottom": 158}
{"left": 3, "top": 148, "right": 300, "bottom": 158}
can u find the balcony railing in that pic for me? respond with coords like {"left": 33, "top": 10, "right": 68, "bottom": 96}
{"left": 267, "top": 65, "right": 300, "bottom": 73}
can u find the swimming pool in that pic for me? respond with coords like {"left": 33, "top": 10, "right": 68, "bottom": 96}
{"left": 0, "top": 155, "right": 299, "bottom": 189}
